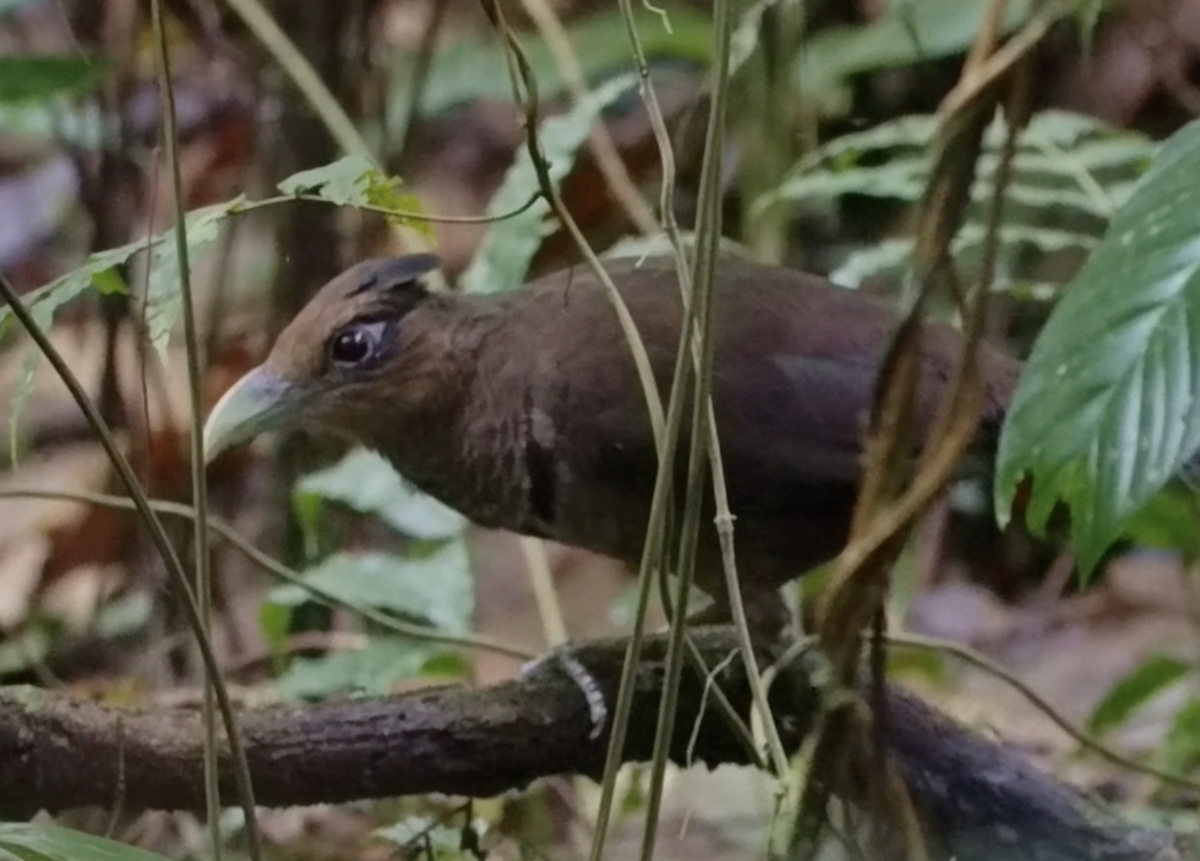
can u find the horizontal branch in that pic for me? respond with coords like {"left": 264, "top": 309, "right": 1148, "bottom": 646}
{"left": 0, "top": 628, "right": 1178, "bottom": 861}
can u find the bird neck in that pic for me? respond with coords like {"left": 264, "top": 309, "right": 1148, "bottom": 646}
{"left": 362, "top": 297, "right": 544, "bottom": 536}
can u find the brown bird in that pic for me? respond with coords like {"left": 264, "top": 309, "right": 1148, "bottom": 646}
{"left": 203, "top": 252, "right": 1021, "bottom": 627}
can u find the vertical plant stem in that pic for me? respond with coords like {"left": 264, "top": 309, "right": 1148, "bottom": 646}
{"left": 518, "top": 0, "right": 660, "bottom": 236}
{"left": 224, "top": 0, "right": 371, "bottom": 160}
{"left": 150, "top": 3, "right": 260, "bottom": 856}
{"left": 224, "top": 0, "right": 442, "bottom": 288}
{"left": 149, "top": 1, "right": 216, "bottom": 853}
{"left": 0, "top": 267, "right": 263, "bottom": 858}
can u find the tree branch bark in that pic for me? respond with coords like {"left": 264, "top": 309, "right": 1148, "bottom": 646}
{"left": 0, "top": 628, "right": 1180, "bottom": 861}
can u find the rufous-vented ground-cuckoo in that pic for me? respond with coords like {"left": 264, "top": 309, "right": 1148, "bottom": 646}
{"left": 203, "top": 253, "right": 1024, "bottom": 629}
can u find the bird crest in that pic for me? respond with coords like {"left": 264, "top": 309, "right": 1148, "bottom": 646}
{"left": 351, "top": 253, "right": 442, "bottom": 297}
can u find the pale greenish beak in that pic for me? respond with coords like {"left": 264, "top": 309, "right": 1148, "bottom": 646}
{"left": 202, "top": 366, "right": 296, "bottom": 464}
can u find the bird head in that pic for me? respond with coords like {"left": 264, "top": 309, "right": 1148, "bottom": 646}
{"left": 202, "top": 253, "right": 446, "bottom": 464}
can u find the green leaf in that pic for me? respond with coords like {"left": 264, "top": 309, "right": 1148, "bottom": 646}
{"left": 758, "top": 110, "right": 1152, "bottom": 217}
{"left": 0, "top": 197, "right": 245, "bottom": 336}
{"left": 1122, "top": 485, "right": 1200, "bottom": 561}
{"left": 0, "top": 0, "right": 45, "bottom": 16}
{"left": 386, "top": 5, "right": 711, "bottom": 126}
{"left": 459, "top": 72, "right": 637, "bottom": 295}
{"left": 267, "top": 547, "right": 473, "bottom": 634}
{"left": 144, "top": 200, "right": 238, "bottom": 357}
{"left": 93, "top": 592, "right": 153, "bottom": 639}
{"left": 1, "top": 196, "right": 246, "bottom": 451}
{"left": 798, "top": 0, "right": 1036, "bottom": 97}
{"left": 0, "top": 624, "right": 50, "bottom": 674}
{"left": 258, "top": 600, "right": 292, "bottom": 655}
{"left": 276, "top": 636, "right": 460, "bottom": 700}
{"left": 0, "top": 100, "right": 106, "bottom": 148}
{"left": 0, "top": 823, "right": 171, "bottom": 861}
{"left": 729, "top": 0, "right": 785, "bottom": 76}
{"left": 1075, "top": 0, "right": 1116, "bottom": 59}
{"left": 277, "top": 155, "right": 430, "bottom": 236}
{"left": 296, "top": 447, "right": 466, "bottom": 541}
{"left": 0, "top": 0, "right": 52, "bottom": 18}
{"left": 1088, "top": 654, "right": 1189, "bottom": 736}
{"left": 1156, "top": 698, "right": 1200, "bottom": 776}
{"left": 374, "top": 815, "right": 478, "bottom": 855}
{"left": 996, "top": 117, "right": 1200, "bottom": 573}
{"left": 830, "top": 223, "right": 1098, "bottom": 290}
{"left": 0, "top": 55, "right": 107, "bottom": 105}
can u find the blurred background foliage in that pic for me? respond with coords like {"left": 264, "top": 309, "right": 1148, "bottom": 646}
{"left": 6, "top": 0, "right": 1200, "bottom": 859}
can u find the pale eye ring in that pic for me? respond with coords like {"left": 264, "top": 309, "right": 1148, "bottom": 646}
{"left": 328, "top": 322, "right": 383, "bottom": 368}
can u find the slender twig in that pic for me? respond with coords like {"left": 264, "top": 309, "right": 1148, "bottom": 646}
{"left": 392, "top": 0, "right": 449, "bottom": 158}
{"left": 640, "top": 1, "right": 792, "bottom": 858}
{"left": 220, "top": 0, "right": 440, "bottom": 286}
{"left": 222, "top": 0, "right": 371, "bottom": 160}
{"left": 795, "top": 0, "right": 1068, "bottom": 855}
{"left": 0, "top": 488, "right": 535, "bottom": 661}
{"left": 148, "top": 5, "right": 230, "bottom": 855}
{"left": 478, "top": 11, "right": 690, "bottom": 861}
{"left": 615, "top": 0, "right": 790, "bottom": 787}
{"left": 0, "top": 270, "right": 262, "bottom": 859}
{"left": 517, "top": 0, "right": 660, "bottom": 237}
{"left": 520, "top": 535, "right": 567, "bottom": 647}
{"left": 250, "top": 190, "right": 543, "bottom": 224}
{"left": 889, "top": 633, "right": 1200, "bottom": 794}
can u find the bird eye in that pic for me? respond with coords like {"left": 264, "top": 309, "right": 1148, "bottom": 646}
{"left": 328, "top": 323, "right": 382, "bottom": 368}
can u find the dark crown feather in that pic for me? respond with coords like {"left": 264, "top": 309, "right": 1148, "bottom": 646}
{"left": 349, "top": 254, "right": 442, "bottom": 321}
{"left": 352, "top": 253, "right": 441, "bottom": 295}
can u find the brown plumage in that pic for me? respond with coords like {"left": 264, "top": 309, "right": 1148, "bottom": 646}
{"left": 203, "top": 252, "right": 1021, "bottom": 625}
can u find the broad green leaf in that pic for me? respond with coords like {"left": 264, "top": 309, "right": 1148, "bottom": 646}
{"left": 798, "top": 0, "right": 1035, "bottom": 96}
{"left": 830, "top": 223, "right": 1098, "bottom": 289}
{"left": 1088, "top": 654, "right": 1189, "bottom": 736}
{"left": 258, "top": 600, "right": 291, "bottom": 663}
{"left": 0, "top": 100, "right": 106, "bottom": 148}
{"left": 6, "top": 194, "right": 231, "bottom": 439}
{"left": 1123, "top": 487, "right": 1200, "bottom": 561}
{"left": 375, "top": 815, "right": 485, "bottom": 856}
{"left": 0, "top": 196, "right": 246, "bottom": 336}
{"left": 277, "top": 155, "right": 430, "bottom": 236}
{"left": 275, "top": 636, "right": 456, "bottom": 701}
{"left": 758, "top": 111, "right": 1152, "bottom": 216}
{"left": 93, "top": 592, "right": 153, "bottom": 639}
{"left": 0, "top": 823, "right": 171, "bottom": 861}
{"left": 1156, "top": 698, "right": 1200, "bottom": 776}
{"left": 729, "top": 0, "right": 785, "bottom": 76}
{"left": 267, "top": 546, "right": 472, "bottom": 634}
{"left": 386, "top": 5, "right": 711, "bottom": 127}
{"left": 996, "top": 118, "right": 1200, "bottom": 573}
{"left": 459, "top": 72, "right": 637, "bottom": 296}
{"left": 278, "top": 154, "right": 376, "bottom": 204}
{"left": 0, "top": 245, "right": 130, "bottom": 334}
{"left": 1075, "top": 0, "right": 1117, "bottom": 59}
{"left": 0, "top": 0, "right": 46, "bottom": 16}
{"left": 144, "top": 200, "right": 239, "bottom": 356}
{"left": 1, "top": 195, "right": 246, "bottom": 453}
{"left": 0, "top": 55, "right": 107, "bottom": 105}
{"left": 296, "top": 448, "right": 465, "bottom": 541}
{"left": 0, "top": 624, "right": 49, "bottom": 674}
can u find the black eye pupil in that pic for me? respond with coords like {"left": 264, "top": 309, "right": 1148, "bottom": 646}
{"left": 331, "top": 328, "right": 371, "bottom": 365}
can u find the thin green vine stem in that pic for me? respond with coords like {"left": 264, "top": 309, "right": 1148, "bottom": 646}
{"left": 0, "top": 488, "right": 535, "bottom": 662}
{"left": 222, "top": 0, "right": 372, "bottom": 161}
{"left": 615, "top": 0, "right": 790, "bottom": 781}
{"left": 477, "top": 15, "right": 693, "bottom": 860}
{"left": 149, "top": 3, "right": 228, "bottom": 855}
{"left": 0, "top": 270, "right": 263, "bottom": 859}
